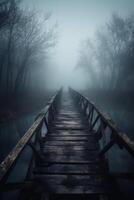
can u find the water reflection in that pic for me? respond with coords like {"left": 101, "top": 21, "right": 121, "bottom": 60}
{"left": 0, "top": 114, "right": 35, "bottom": 163}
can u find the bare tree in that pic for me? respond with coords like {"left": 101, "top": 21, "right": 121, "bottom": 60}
{"left": 76, "top": 39, "right": 99, "bottom": 88}
{"left": 77, "top": 13, "right": 134, "bottom": 91}
{"left": 14, "top": 11, "right": 56, "bottom": 94}
{"left": 0, "top": 1, "right": 57, "bottom": 100}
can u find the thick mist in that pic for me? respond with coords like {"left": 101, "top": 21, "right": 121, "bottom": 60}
{"left": 21, "top": 0, "right": 134, "bottom": 90}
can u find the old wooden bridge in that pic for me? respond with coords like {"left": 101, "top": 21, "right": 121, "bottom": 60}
{"left": 0, "top": 88, "right": 134, "bottom": 199}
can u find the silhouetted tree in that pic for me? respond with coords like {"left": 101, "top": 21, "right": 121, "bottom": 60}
{"left": 0, "top": 0, "right": 56, "bottom": 102}
{"left": 77, "top": 14, "right": 134, "bottom": 91}
{"left": 14, "top": 11, "right": 56, "bottom": 95}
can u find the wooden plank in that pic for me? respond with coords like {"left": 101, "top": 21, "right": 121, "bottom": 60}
{"left": 47, "top": 134, "right": 92, "bottom": 137}
{"left": 42, "top": 152, "right": 98, "bottom": 159}
{"left": 43, "top": 144, "right": 99, "bottom": 151}
{"left": 45, "top": 136, "right": 90, "bottom": 141}
{"left": 44, "top": 141, "right": 92, "bottom": 145}
{"left": 53, "top": 123, "right": 88, "bottom": 128}
{"left": 58, "top": 110, "right": 81, "bottom": 114}
{"left": 34, "top": 171, "right": 105, "bottom": 175}
{"left": 43, "top": 149, "right": 98, "bottom": 155}
{"left": 47, "top": 135, "right": 93, "bottom": 139}
{"left": 34, "top": 175, "right": 112, "bottom": 194}
{"left": 42, "top": 146, "right": 99, "bottom": 154}
{"left": 45, "top": 138, "right": 97, "bottom": 143}
{"left": 39, "top": 155, "right": 98, "bottom": 163}
{"left": 42, "top": 148, "right": 98, "bottom": 155}
{"left": 49, "top": 129, "right": 95, "bottom": 134}
{"left": 48, "top": 134, "right": 95, "bottom": 138}
{"left": 34, "top": 174, "right": 109, "bottom": 184}
{"left": 52, "top": 118, "right": 86, "bottom": 123}
{"left": 37, "top": 160, "right": 104, "bottom": 165}
{"left": 48, "top": 131, "right": 93, "bottom": 136}
{"left": 33, "top": 163, "right": 104, "bottom": 174}
{"left": 55, "top": 116, "right": 83, "bottom": 121}
{"left": 45, "top": 137, "right": 96, "bottom": 142}
{"left": 50, "top": 125, "right": 89, "bottom": 130}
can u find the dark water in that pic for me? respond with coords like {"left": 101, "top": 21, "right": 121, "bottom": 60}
{"left": 81, "top": 90, "right": 134, "bottom": 198}
{"left": 89, "top": 98, "right": 134, "bottom": 198}
{"left": 0, "top": 114, "right": 35, "bottom": 163}
{"left": 106, "top": 110, "right": 134, "bottom": 199}
{"left": 0, "top": 91, "right": 54, "bottom": 199}
{"left": 0, "top": 112, "right": 37, "bottom": 200}
{"left": 92, "top": 106, "right": 134, "bottom": 172}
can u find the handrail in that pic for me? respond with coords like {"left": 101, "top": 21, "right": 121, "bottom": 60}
{"left": 69, "top": 88, "right": 134, "bottom": 158}
{"left": 0, "top": 88, "right": 62, "bottom": 186}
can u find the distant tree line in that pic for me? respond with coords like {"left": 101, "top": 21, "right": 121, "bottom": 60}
{"left": 0, "top": 0, "right": 56, "bottom": 103}
{"left": 77, "top": 14, "right": 134, "bottom": 92}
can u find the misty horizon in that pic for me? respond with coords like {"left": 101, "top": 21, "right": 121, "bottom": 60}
{"left": 20, "top": 0, "right": 134, "bottom": 89}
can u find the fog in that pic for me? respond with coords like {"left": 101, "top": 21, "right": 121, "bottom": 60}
{"left": 21, "top": 0, "right": 134, "bottom": 89}
{"left": 1, "top": 1, "right": 134, "bottom": 199}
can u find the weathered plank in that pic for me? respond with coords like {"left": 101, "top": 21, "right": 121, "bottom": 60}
{"left": 45, "top": 136, "right": 90, "bottom": 141}
{"left": 43, "top": 148, "right": 98, "bottom": 154}
{"left": 34, "top": 175, "right": 112, "bottom": 194}
{"left": 48, "top": 129, "right": 94, "bottom": 136}
{"left": 44, "top": 140, "right": 92, "bottom": 145}
{"left": 33, "top": 163, "right": 106, "bottom": 174}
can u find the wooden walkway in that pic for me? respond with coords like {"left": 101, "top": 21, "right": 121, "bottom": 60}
{"left": 33, "top": 92, "right": 112, "bottom": 198}
{"left": 1, "top": 88, "right": 134, "bottom": 200}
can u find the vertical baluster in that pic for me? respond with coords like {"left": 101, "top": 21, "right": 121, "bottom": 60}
{"left": 83, "top": 101, "right": 88, "bottom": 114}
{"left": 89, "top": 107, "right": 94, "bottom": 126}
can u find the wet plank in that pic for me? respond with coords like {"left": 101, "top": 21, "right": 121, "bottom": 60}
{"left": 48, "top": 130, "right": 94, "bottom": 136}
{"left": 34, "top": 163, "right": 106, "bottom": 174}
{"left": 34, "top": 175, "right": 112, "bottom": 194}
{"left": 42, "top": 148, "right": 98, "bottom": 155}
{"left": 44, "top": 140, "right": 92, "bottom": 145}
{"left": 45, "top": 136, "right": 90, "bottom": 141}
{"left": 42, "top": 145, "right": 99, "bottom": 152}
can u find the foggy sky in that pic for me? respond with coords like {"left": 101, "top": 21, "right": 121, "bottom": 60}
{"left": 22, "top": 0, "right": 134, "bottom": 89}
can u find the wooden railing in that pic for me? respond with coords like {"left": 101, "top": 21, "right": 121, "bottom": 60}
{"left": 69, "top": 88, "right": 134, "bottom": 158}
{"left": 0, "top": 88, "right": 62, "bottom": 188}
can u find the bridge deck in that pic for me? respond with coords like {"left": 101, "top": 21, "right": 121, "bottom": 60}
{"left": 33, "top": 92, "right": 112, "bottom": 197}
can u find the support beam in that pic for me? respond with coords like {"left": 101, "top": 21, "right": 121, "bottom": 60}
{"left": 99, "top": 139, "right": 115, "bottom": 156}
